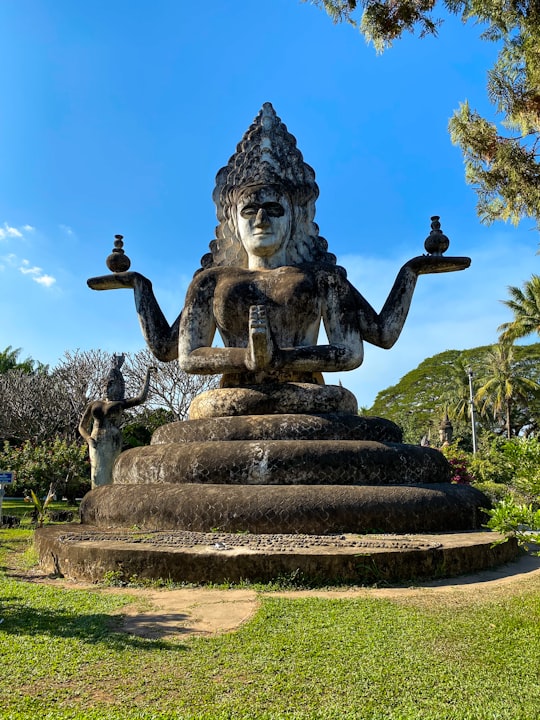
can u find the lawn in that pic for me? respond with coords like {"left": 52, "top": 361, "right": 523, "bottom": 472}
{"left": 1, "top": 497, "right": 79, "bottom": 526}
{"left": 1, "top": 528, "right": 539, "bottom": 720}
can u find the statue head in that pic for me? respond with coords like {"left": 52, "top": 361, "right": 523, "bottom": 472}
{"left": 103, "top": 353, "right": 125, "bottom": 401}
{"left": 200, "top": 103, "right": 338, "bottom": 271}
{"left": 234, "top": 184, "right": 293, "bottom": 266}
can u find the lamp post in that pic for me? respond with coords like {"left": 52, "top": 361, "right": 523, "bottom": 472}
{"left": 466, "top": 368, "right": 478, "bottom": 454}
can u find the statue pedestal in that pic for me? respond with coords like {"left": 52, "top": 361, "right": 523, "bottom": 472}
{"left": 79, "top": 386, "right": 488, "bottom": 536}
{"left": 43, "top": 383, "right": 510, "bottom": 584}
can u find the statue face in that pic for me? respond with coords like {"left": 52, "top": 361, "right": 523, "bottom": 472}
{"left": 236, "top": 187, "right": 292, "bottom": 262}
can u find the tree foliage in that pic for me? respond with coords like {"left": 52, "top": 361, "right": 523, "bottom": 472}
{"left": 0, "top": 370, "right": 77, "bottom": 444}
{"left": 367, "top": 342, "right": 540, "bottom": 442}
{"left": 0, "top": 347, "right": 219, "bottom": 447}
{"left": 0, "top": 439, "right": 90, "bottom": 500}
{"left": 306, "top": 0, "right": 540, "bottom": 228}
{"left": 475, "top": 342, "right": 540, "bottom": 437}
{"left": 499, "top": 273, "right": 540, "bottom": 342}
{"left": 0, "top": 346, "right": 43, "bottom": 374}
{"left": 123, "top": 347, "right": 218, "bottom": 423}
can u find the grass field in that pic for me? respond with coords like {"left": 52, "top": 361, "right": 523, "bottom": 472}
{"left": 1, "top": 497, "right": 79, "bottom": 526}
{"left": 1, "top": 528, "right": 540, "bottom": 720}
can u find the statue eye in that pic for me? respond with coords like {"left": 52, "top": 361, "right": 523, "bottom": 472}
{"left": 240, "top": 205, "right": 259, "bottom": 218}
{"left": 264, "top": 203, "right": 285, "bottom": 217}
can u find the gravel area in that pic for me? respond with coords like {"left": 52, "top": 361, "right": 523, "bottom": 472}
{"left": 56, "top": 530, "right": 443, "bottom": 553}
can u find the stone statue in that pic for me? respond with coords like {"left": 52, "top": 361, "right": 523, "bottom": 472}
{"left": 88, "top": 103, "right": 468, "bottom": 402}
{"left": 81, "top": 104, "right": 485, "bottom": 540}
{"left": 439, "top": 412, "right": 454, "bottom": 446}
{"left": 78, "top": 355, "right": 155, "bottom": 488}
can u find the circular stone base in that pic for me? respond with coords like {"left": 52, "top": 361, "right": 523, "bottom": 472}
{"left": 152, "top": 413, "right": 403, "bottom": 445}
{"left": 112, "top": 440, "right": 451, "bottom": 486}
{"left": 189, "top": 383, "right": 358, "bottom": 419}
{"left": 80, "top": 482, "right": 488, "bottom": 534}
{"left": 35, "top": 525, "right": 520, "bottom": 585}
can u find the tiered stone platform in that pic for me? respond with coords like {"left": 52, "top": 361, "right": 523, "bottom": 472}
{"left": 35, "top": 526, "right": 519, "bottom": 585}
{"left": 36, "top": 383, "right": 519, "bottom": 583}
{"left": 79, "top": 409, "right": 488, "bottom": 535}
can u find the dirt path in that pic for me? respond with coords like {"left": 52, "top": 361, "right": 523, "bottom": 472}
{"left": 18, "top": 552, "right": 540, "bottom": 640}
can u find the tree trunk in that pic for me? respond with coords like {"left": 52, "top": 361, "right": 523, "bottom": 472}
{"left": 506, "top": 399, "right": 512, "bottom": 439}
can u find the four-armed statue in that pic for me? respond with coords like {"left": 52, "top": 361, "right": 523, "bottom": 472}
{"left": 79, "top": 355, "right": 155, "bottom": 488}
{"left": 89, "top": 104, "right": 466, "bottom": 400}
{"left": 81, "top": 103, "right": 487, "bottom": 537}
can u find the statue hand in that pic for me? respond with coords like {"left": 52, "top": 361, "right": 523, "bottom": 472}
{"left": 404, "top": 256, "right": 471, "bottom": 276}
{"left": 247, "top": 305, "right": 274, "bottom": 371}
{"left": 87, "top": 271, "right": 152, "bottom": 292}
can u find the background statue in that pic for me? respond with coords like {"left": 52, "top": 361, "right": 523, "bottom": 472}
{"left": 79, "top": 355, "right": 155, "bottom": 488}
{"left": 88, "top": 104, "right": 468, "bottom": 391}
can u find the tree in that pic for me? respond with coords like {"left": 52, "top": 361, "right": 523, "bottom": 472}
{"left": 0, "top": 346, "right": 38, "bottom": 374}
{"left": 123, "top": 348, "right": 219, "bottom": 423}
{"left": 0, "top": 370, "right": 77, "bottom": 444}
{"left": 499, "top": 274, "right": 540, "bottom": 342}
{"left": 0, "top": 348, "right": 219, "bottom": 447}
{"left": 367, "top": 343, "right": 540, "bottom": 442}
{"left": 368, "top": 347, "right": 482, "bottom": 443}
{"left": 475, "top": 342, "right": 540, "bottom": 438}
{"left": 305, "top": 1, "right": 540, "bottom": 229}
{"left": 0, "top": 438, "right": 89, "bottom": 500}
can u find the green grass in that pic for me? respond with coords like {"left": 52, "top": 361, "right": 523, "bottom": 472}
{"left": 1, "top": 497, "right": 79, "bottom": 526}
{"left": 1, "top": 530, "right": 540, "bottom": 720}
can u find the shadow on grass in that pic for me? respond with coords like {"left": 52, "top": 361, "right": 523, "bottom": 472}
{"left": 0, "top": 600, "right": 189, "bottom": 651}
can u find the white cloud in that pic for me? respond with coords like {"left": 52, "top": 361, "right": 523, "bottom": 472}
{"left": 22, "top": 225, "right": 35, "bottom": 232}
{"left": 60, "top": 224, "right": 74, "bottom": 236}
{"left": 34, "top": 274, "right": 56, "bottom": 287}
{"left": 0, "top": 223, "right": 23, "bottom": 240}
{"left": 18, "top": 258, "right": 56, "bottom": 287}
{"left": 0, "top": 253, "right": 17, "bottom": 267}
{"left": 19, "top": 259, "right": 42, "bottom": 276}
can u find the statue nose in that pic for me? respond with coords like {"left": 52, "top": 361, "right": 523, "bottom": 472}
{"left": 255, "top": 208, "right": 270, "bottom": 226}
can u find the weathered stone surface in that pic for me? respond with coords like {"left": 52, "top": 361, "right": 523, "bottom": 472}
{"left": 152, "top": 413, "right": 402, "bottom": 444}
{"left": 78, "top": 356, "right": 154, "bottom": 488}
{"left": 112, "top": 439, "right": 450, "bottom": 486}
{"left": 88, "top": 103, "right": 470, "bottom": 392}
{"left": 35, "top": 525, "right": 519, "bottom": 585}
{"left": 80, "top": 482, "right": 485, "bottom": 534}
{"left": 188, "top": 383, "right": 358, "bottom": 419}
{"left": 78, "top": 104, "right": 481, "bottom": 583}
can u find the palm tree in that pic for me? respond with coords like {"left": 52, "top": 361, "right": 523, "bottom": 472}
{"left": 0, "top": 346, "right": 34, "bottom": 374}
{"left": 499, "top": 274, "right": 540, "bottom": 342}
{"left": 475, "top": 343, "right": 540, "bottom": 438}
{"left": 441, "top": 357, "right": 473, "bottom": 424}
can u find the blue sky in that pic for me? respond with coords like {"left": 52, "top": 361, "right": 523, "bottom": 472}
{"left": 1, "top": 0, "right": 537, "bottom": 408}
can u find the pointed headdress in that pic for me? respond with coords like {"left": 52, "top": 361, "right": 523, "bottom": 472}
{"left": 203, "top": 103, "right": 335, "bottom": 269}
{"left": 214, "top": 102, "right": 319, "bottom": 210}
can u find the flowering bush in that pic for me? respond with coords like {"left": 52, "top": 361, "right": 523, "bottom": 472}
{"left": 440, "top": 444, "right": 476, "bottom": 485}
{"left": 447, "top": 457, "right": 475, "bottom": 484}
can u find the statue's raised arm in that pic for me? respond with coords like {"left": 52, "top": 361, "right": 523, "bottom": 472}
{"left": 87, "top": 239, "right": 180, "bottom": 362}
{"left": 354, "top": 245, "right": 470, "bottom": 351}
{"left": 176, "top": 104, "right": 469, "bottom": 387}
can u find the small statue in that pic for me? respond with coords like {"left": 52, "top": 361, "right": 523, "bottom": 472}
{"left": 439, "top": 412, "right": 454, "bottom": 446}
{"left": 78, "top": 355, "right": 155, "bottom": 488}
{"left": 88, "top": 104, "right": 469, "bottom": 390}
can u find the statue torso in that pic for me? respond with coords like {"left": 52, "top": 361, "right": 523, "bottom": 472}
{"left": 210, "top": 265, "right": 323, "bottom": 347}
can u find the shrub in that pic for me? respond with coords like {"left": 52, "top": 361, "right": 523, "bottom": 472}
{"left": 486, "top": 497, "right": 540, "bottom": 555}
{"left": 0, "top": 439, "right": 90, "bottom": 501}
{"left": 500, "top": 437, "right": 540, "bottom": 503}
{"left": 440, "top": 444, "right": 475, "bottom": 484}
